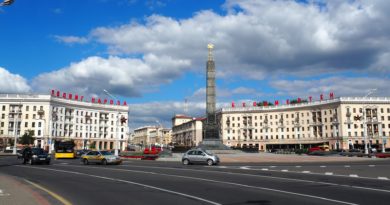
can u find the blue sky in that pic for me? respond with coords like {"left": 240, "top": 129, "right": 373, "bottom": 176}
{"left": 1, "top": 0, "right": 389, "bottom": 128}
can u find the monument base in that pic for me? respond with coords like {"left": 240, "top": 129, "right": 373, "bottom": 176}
{"left": 197, "top": 139, "right": 231, "bottom": 150}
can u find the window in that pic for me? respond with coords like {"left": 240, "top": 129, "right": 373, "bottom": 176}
{"left": 25, "top": 114, "right": 28, "bottom": 119}
{"left": 38, "top": 122, "right": 42, "bottom": 127}
{"left": 2, "top": 106, "right": 5, "bottom": 111}
{"left": 25, "top": 122, "right": 28, "bottom": 127}
{"left": 1, "top": 122, "right": 4, "bottom": 127}
{"left": 32, "top": 122, "right": 35, "bottom": 127}
{"left": 381, "top": 108, "right": 384, "bottom": 113}
{"left": 353, "top": 108, "right": 356, "bottom": 113}
{"left": 33, "top": 106, "right": 36, "bottom": 111}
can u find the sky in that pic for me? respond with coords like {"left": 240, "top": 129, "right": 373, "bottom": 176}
{"left": 0, "top": 0, "right": 389, "bottom": 129}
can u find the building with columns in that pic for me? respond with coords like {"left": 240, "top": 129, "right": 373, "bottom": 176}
{"left": 218, "top": 97, "right": 390, "bottom": 151}
{"left": 0, "top": 93, "right": 129, "bottom": 151}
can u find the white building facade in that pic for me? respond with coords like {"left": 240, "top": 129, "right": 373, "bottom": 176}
{"left": 171, "top": 115, "right": 204, "bottom": 147}
{"left": 0, "top": 93, "right": 129, "bottom": 151}
{"left": 218, "top": 97, "right": 390, "bottom": 151}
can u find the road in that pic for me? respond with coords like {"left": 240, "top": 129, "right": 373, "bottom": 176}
{"left": 1, "top": 156, "right": 390, "bottom": 205}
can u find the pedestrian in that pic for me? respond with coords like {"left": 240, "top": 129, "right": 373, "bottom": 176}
{"left": 22, "top": 146, "right": 32, "bottom": 164}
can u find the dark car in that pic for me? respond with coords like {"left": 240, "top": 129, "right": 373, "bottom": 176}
{"left": 26, "top": 148, "right": 51, "bottom": 165}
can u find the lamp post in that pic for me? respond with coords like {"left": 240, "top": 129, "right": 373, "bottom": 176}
{"left": 362, "top": 89, "right": 377, "bottom": 155}
{"left": 156, "top": 120, "right": 163, "bottom": 149}
{"left": 12, "top": 102, "right": 22, "bottom": 155}
{"left": 103, "top": 89, "right": 120, "bottom": 156}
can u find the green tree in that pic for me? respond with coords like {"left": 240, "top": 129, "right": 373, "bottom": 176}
{"left": 19, "top": 130, "right": 35, "bottom": 145}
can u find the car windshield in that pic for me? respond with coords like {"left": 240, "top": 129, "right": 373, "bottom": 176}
{"left": 100, "top": 151, "right": 113, "bottom": 156}
{"left": 32, "top": 148, "right": 45, "bottom": 154}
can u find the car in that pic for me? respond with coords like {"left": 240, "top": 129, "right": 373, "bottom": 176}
{"left": 81, "top": 150, "right": 122, "bottom": 165}
{"left": 75, "top": 149, "right": 90, "bottom": 158}
{"left": 181, "top": 149, "right": 220, "bottom": 166}
{"left": 17, "top": 148, "right": 24, "bottom": 159}
{"left": 26, "top": 148, "right": 51, "bottom": 165}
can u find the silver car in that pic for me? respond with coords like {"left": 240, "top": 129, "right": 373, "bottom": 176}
{"left": 182, "top": 149, "right": 220, "bottom": 166}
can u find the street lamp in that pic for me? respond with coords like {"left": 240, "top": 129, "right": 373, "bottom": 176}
{"left": 362, "top": 89, "right": 377, "bottom": 155}
{"left": 103, "top": 89, "right": 120, "bottom": 156}
{"left": 156, "top": 120, "right": 163, "bottom": 149}
{"left": 12, "top": 101, "right": 22, "bottom": 155}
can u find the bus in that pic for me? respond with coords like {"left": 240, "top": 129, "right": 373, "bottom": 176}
{"left": 54, "top": 140, "right": 76, "bottom": 159}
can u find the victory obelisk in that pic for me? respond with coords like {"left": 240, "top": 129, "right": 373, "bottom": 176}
{"left": 198, "top": 43, "right": 229, "bottom": 150}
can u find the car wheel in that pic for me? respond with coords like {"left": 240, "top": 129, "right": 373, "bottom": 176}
{"left": 207, "top": 159, "right": 214, "bottom": 166}
{"left": 46, "top": 161, "right": 51, "bottom": 165}
{"left": 29, "top": 159, "right": 34, "bottom": 165}
{"left": 182, "top": 159, "right": 190, "bottom": 165}
{"left": 83, "top": 159, "right": 89, "bottom": 165}
{"left": 102, "top": 159, "right": 107, "bottom": 165}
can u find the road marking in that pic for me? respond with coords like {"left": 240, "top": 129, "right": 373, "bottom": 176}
{"left": 295, "top": 166, "right": 301, "bottom": 168}
{"left": 217, "top": 166, "right": 227, "bottom": 168}
{"left": 261, "top": 168, "right": 269, "bottom": 171}
{"left": 349, "top": 174, "right": 359, "bottom": 178}
{"left": 281, "top": 170, "right": 288, "bottom": 172}
{"left": 24, "top": 179, "right": 71, "bottom": 205}
{"left": 17, "top": 166, "right": 221, "bottom": 205}
{"left": 325, "top": 172, "right": 333, "bottom": 176}
{"left": 40, "top": 165, "right": 357, "bottom": 205}
{"left": 0, "top": 189, "right": 10, "bottom": 197}
{"left": 59, "top": 163, "right": 68, "bottom": 165}
{"left": 320, "top": 166, "right": 326, "bottom": 168}
{"left": 344, "top": 165, "right": 350, "bottom": 168}
{"left": 302, "top": 171, "right": 311, "bottom": 173}
{"left": 378, "top": 177, "right": 389, "bottom": 180}
{"left": 369, "top": 165, "right": 375, "bottom": 167}
{"left": 270, "top": 166, "right": 276, "bottom": 168}
{"left": 240, "top": 166, "right": 250, "bottom": 170}
{"left": 103, "top": 164, "right": 390, "bottom": 193}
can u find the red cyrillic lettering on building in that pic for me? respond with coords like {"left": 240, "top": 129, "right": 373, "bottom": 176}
{"left": 98, "top": 98, "right": 102, "bottom": 104}
{"left": 232, "top": 101, "right": 235, "bottom": 108}
{"left": 286, "top": 99, "right": 290, "bottom": 105}
{"left": 298, "top": 98, "right": 301, "bottom": 103}
{"left": 123, "top": 101, "right": 127, "bottom": 106}
{"left": 110, "top": 100, "right": 114, "bottom": 105}
{"left": 80, "top": 96, "right": 84, "bottom": 101}
{"left": 275, "top": 100, "right": 279, "bottom": 105}
{"left": 104, "top": 99, "right": 108, "bottom": 104}
{"left": 117, "top": 100, "right": 121, "bottom": 105}
{"left": 68, "top": 93, "right": 72, "bottom": 100}
{"left": 92, "top": 98, "right": 95, "bottom": 103}
{"left": 309, "top": 96, "right": 312, "bottom": 102}
{"left": 51, "top": 90, "right": 55, "bottom": 96}
{"left": 56, "top": 91, "right": 60, "bottom": 97}
{"left": 253, "top": 102, "right": 257, "bottom": 106}
{"left": 63, "top": 93, "right": 67, "bottom": 99}
{"left": 320, "top": 94, "right": 324, "bottom": 101}
{"left": 242, "top": 102, "right": 246, "bottom": 107}
{"left": 75, "top": 95, "right": 79, "bottom": 100}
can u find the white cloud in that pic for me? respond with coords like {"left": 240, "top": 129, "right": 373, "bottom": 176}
{"left": 54, "top": 35, "right": 89, "bottom": 44}
{"left": 31, "top": 55, "right": 190, "bottom": 97}
{"left": 89, "top": 0, "right": 390, "bottom": 79}
{"left": 0, "top": 67, "right": 31, "bottom": 93}
{"left": 270, "top": 77, "right": 390, "bottom": 99}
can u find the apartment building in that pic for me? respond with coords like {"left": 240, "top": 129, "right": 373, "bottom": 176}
{"left": 0, "top": 93, "right": 129, "bottom": 151}
{"left": 171, "top": 115, "right": 204, "bottom": 146}
{"left": 218, "top": 97, "right": 390, "bottom": 151}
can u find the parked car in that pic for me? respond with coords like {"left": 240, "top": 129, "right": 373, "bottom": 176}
{"left": 81, "top": 150, "right": 122, "bottom": 165}
{"left": 26, "top": 148, "right": 51, "bottom": 165}
{"left": 182, "top": 149, "right": 220, "bottom": 166}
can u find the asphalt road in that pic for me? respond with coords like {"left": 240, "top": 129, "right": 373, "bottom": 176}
{"left": 1, "top": 156, "right": 390, "bottom": 205}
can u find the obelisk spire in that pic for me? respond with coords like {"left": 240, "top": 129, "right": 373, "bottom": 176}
{"left": 207, "top": 43, "right": 214, "bottom": 61}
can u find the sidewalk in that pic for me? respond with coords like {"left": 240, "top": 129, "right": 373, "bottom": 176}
{"left": 0, "top": 173, "right": 51, "bottom": 205}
